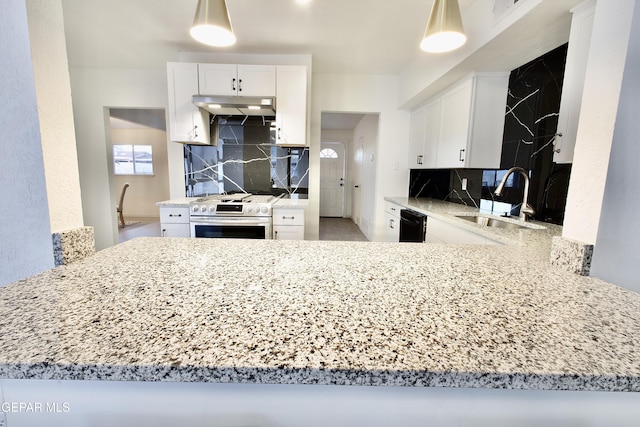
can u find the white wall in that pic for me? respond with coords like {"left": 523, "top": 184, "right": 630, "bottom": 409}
{"left": 26, "top": 0, "right": 84, "bottom": 233}
{"left": 562, "top": 0, "right": 636, "bottom": 245}
{"left": 590, "top": 0, "right": 640, "bottom": 291}
{"left": 110, "top": 127, "right": 170, "bottom": 218}
{"left": 0, "top": 1, "right": 54, "bottom": 286}
{"left": 311, "top": 74, "right": 410, "bottom": 241}
{"left": 69, "top": 68, "right": 169, "bottom": 250}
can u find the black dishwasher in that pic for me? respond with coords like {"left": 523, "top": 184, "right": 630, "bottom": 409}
{"left": 399, "top": 209, "right": 427, "bottom": 242}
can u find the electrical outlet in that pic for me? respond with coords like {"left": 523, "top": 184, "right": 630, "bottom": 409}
{"left": 461, "top": 178, "right": 468, "bottom": 191}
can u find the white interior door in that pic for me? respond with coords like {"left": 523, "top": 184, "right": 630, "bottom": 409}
{"left": 319, "top": 142, "right": 346, "bottom": 217}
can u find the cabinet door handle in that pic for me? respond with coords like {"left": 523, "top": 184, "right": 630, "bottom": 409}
{"left": 459, "top": 149, "right": 465, "bottom": 162}
{"left": 194, "top": 125, "right": 198, "bottom": 138}
{"left": 389, "top": 219, "right": 395, "bottom": 229}
{"left": 283, "top": 216, "right": 295, "bottom": 220}
{"left": 232, "top": 78, "right": 236, "bottom": 91}
{"left": 161, "top": 228, "right": 166, "bottom": 237}
{"left": 417, "top": 155, "right": 423, "bottom": 165}
{"left": 277, "top": 127, "right": 282, "bottom": 140}
{"left": 274, "top": 230, "right": 278, "bottom": 239}
{"left": 238, "top": 79, "right": 242, "bottom": 92}
{"left": 169, "top": 214, "right": 182, "bottom": 218}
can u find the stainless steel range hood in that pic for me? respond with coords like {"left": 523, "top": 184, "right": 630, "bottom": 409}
{"left": 192, "top": 95, "right": 276, "bottom": 116}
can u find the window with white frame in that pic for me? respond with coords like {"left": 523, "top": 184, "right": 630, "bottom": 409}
{"left": 113, "top": 145, "right": 153, "bottom": 175}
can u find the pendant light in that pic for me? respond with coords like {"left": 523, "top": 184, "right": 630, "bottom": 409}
{"left": 420, "top": 0, "right": 466, "bottom": 53}
{"left": 190, "top": 0, "right": 236, "bottom": 47}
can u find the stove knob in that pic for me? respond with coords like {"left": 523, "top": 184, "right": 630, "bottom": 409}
{"left": 253, "top": 207, "right": 260, "bottom": 213}
{"left": 209, "top": 206, "right": 215, "bottom": 212}
{"left": 192, "top": 206, "right": 199, "bottom": 212}
{"left": 261, "top": 207, "right": 268, "bottom": 214}
{"left": 200, "top": 206, "right": 208, "bottom": 212}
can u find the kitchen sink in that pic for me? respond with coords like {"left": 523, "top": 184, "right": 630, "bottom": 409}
{"left": 455, "top": 214, "right": 544, "bottom": 230}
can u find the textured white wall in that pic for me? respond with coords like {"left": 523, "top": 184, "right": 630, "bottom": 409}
{"left": 0, "top": 1, "right": 54, "bottom": 286}
{"left": 311, "top": 74, "right": 410, "bottom": 241}
{"left": 591, "top": 0, "right": 640, "bottom": 291}
{"left": 26, "top": 0, "right": 84, "bottom": 233}
{"left": 69, "top": 68, "right": 168, "bottom": 250}
{"left": 562, "top": 0, "right": 635, "bottom": 244}
{"left": 110, "top": 127, "right": 170, "bottom": 218}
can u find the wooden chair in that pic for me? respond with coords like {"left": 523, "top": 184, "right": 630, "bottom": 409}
{"left": 117, "top": 183, "right": 130, "bottom": 228}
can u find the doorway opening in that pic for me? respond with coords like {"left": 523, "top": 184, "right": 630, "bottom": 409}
{"left": 320, "top": 112, "right": 372, "bottom": 241}
{"left": 106, "top": 108, "right": 168, "bottom": 242}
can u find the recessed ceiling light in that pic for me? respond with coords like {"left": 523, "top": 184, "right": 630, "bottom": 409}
{"left": 296, "top": 0, "right": 312, "bottom": 5}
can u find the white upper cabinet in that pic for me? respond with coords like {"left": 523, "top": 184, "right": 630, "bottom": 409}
{"left": 275, "top": 65, "right": 308, "bottom": 146}
{"left": 198, "top": 64, "right": 276, "bottom": 97}
{"left": 554, "top": 0, "right": 595, "bottom": 164}
{"left": 408, "top": 98, "right": 440, "bottom": 169}
{"left": 437, "top": 79, "right": 474, "bottom": 168}
{"left": 167, "top": 62, "right": 210, "bottom": 144}
{"left": 437, "top": 73, "right": 509, "bottom": 169}
{"left": 409, "top": 73, "right": 509, "bottom": 169}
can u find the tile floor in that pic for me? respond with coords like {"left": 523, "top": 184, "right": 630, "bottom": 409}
{"left": 118, "top": 217, "right": 162, "bottom": 243}
{"left": 318, "top": 217, "right": 368, "bottom": 241}
{"left": 118, "top": 217, "right": 368, "bottom": 243}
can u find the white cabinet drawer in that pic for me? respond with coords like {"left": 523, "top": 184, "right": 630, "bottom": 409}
{"left": 160, "top": 223, "right": 191, "bottom": 238}
{"left": 272, "top": 209, "right": 305, "bottom": 226}
{"left": 384, "top": 201, "right": 402, "bottom": 217}
{"left": 160, "top": 207, "right": 190, "bottom": 224}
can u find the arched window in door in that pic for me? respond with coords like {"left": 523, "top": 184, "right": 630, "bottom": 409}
{"left": 320, "top": 148, "right": 339, "bottom": 159}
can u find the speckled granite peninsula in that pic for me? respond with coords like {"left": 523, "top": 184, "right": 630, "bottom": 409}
{"left": 2, "top": 225, "right": 640, "bottom": 391}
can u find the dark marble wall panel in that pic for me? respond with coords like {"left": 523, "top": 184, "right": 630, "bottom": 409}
{"left": 183, "top": 116, "right": 309, "bottom": 197}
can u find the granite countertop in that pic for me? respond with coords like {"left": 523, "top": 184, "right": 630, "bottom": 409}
{"left": 1, "top": 235, "right": 640, "bottom": 391}
{"left": 385, "top": 197, "right": 563, "bottom": 261}
{"left": 156, "top": 197, "right": 196, "bottom": 208}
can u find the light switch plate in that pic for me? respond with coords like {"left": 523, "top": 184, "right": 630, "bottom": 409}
{"left": 461, "top": 178, "right": 468, "bottom": 191}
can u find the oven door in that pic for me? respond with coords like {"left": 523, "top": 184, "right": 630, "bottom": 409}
{"left": 190, "top": 217, "right": 272, "bottom": 239}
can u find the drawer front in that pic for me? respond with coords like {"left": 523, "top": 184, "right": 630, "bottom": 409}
{"left": 160, "top": 207, "right": 190, "bottom": 224}
{"left": 272, "top": 209, "right": 305, "bottom": 226}
{"left": 384, "top": 201, "right": 401, "bottom": 217}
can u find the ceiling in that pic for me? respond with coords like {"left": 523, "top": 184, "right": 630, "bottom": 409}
{"left": 60, "top": 0, "right": 476, "bottom": 74}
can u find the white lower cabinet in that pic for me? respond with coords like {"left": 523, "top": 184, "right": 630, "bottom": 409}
{"left": 426, "top": 216, "right": 500, "bottom": 245}
{"left": 384, "top": 201, "right": 402, "bottom": 242}
{"left": 273, "top": 208, "right": 305, "bottom": 240}
{"left": 159, "top": 207, "right": 191, "bottom": 238}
